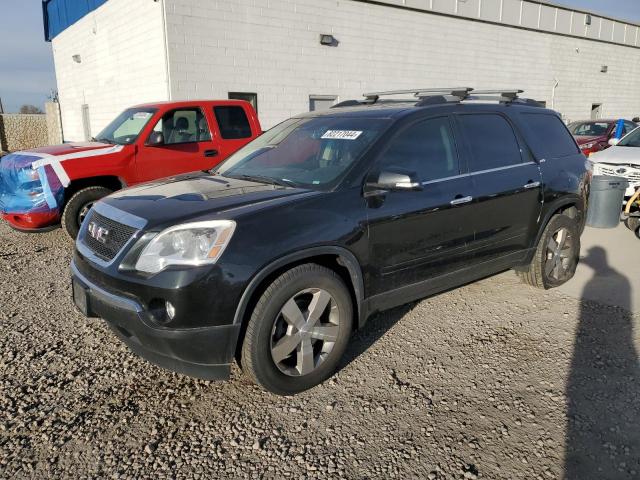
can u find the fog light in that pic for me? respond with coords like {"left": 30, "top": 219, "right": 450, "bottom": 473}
{"left": 166, "top": 301, "right": 176, "bottom": 320}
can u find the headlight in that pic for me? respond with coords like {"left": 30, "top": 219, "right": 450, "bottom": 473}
{"left": 134, "top": 220, "right": 236, "bottom": 274}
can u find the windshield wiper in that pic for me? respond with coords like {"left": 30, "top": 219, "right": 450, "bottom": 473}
{"left": 227, "top": 174, "right": 295, "bottom": 188}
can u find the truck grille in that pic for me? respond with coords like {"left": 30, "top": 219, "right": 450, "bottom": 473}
{"left": 595, "top": 164, "right": 640, "bottom": 184}
{"left": 81, "top": 210, "right": 138, "bottom": 261}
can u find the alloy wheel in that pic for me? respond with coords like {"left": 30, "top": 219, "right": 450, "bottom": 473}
{"left": 270, "top": 288, "right": 340, "bottom": 377}
{"left": 544, "top": 227, "right": 575, "bottom": 282}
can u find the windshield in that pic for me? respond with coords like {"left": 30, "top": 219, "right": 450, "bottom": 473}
{"left": 94, "top": 108, "right": 157, "bottom": 145}
{"left": 215, "top": 116, "right": 390, "bottom": 189}
{"left": 567, "top": 121, "right": 612, "bottom": 137}
{"left": 618, "top": 126, "right": 640, "bottom": 147}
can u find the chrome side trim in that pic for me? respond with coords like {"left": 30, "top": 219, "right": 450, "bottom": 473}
{"left": 421, "top": 173, "right": 467, "bottom": 186}
{"left": 71, "top": 261, "right": 142, "bottom": 313}
{"left": 469, "top": 161, "right": 536, "bottom": 176}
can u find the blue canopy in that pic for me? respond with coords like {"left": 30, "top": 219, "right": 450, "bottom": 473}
{"left": 42, "top": 0, "right": 108, "bottom": 41}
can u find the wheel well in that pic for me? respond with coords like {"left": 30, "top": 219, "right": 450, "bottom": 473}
{"left": 64, "top": 176, "right": 124, "bottom": 204}
{"left": 234, "top": 254, "right": 359, "bottom": 362}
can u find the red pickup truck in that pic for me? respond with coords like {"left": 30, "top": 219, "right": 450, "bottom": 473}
{"left": 0, "top": 100, "right": 261, "bottom": 237}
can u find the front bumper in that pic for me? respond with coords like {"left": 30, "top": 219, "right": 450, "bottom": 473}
{"left": 71, "top": 261, "right": 240, "bottom": 380}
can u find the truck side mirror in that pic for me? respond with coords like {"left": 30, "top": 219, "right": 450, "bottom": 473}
{"left": 147, "top": 132, "right": 164, "bottom": 146}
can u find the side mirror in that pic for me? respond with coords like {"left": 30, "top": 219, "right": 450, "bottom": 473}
{"left": 608, "top": 137, "right": 620, "bottom": 147}
{"left": 366, "top": 169, "right": 422, "bottom": 193}
{"left": 147, "top": 132, "right": 164, "bottom": 146}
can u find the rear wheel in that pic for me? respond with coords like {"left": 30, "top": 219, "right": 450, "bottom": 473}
{"left": 241, "top": 264, "right": 353, "bottom": 395}
{"left": 62, "top": 186, "right": 112, "bottom": 239}
{"left": 517, "top": 214, "right": 580, "bottom": 289}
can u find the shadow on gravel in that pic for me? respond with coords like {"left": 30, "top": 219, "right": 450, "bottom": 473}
{"left": 337, "top": 304, "right": 414, "bottom": 373}
{"left": 565, "top": 246, "right": 640, "bottom": 479}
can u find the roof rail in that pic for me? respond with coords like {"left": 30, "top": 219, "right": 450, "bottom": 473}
{"left": 363, "top": 87, "right": 474, "bottom": 103}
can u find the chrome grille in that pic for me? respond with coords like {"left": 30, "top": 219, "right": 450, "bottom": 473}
{"left": 595, "top": 164, "right": 640, "bottom": 184}
{"left": 81, "top": 210, "right": 138, "bottom": 261}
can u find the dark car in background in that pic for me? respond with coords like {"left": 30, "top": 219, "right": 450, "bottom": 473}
{"left": 567, "top": 118, "right": 638, "bottom": 156}
{"left": 71, "top": 88, "right": 590, "bottom": 395}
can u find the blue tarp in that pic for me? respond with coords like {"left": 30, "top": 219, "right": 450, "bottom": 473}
{"left": 42, "top": 0, "right": 108, "bottom": 41}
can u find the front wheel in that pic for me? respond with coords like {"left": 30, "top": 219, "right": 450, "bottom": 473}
{"left": 517, "top": 214, "right": 580, "bottom": 289}
{"left": 240, "top": 264, "right": 353, "bottom": 395}
{"left": 62, "top": 186, "right": 112, "bottom": 239}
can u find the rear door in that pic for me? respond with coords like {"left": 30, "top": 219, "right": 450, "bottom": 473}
{"left": 211, "top": 104, "right": 257, "bottom": 160}
{"left": 456, "top": 112, "right": 542, "bottom": 263}
{"left": 366, "top": 115, "right": 476, "bottom": 297}
{"left": 136, "top": 107, "right": 220, "bottom": 181}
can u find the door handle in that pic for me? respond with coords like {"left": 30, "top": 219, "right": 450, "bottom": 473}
{"left": 523, "top": 181, "right": 541, "bottom": 189}
{"left": 204, "top": 149, "right": 219, "bottom": 157}
{"left": 450, "top": 195, "right": 473, "bottom": 206}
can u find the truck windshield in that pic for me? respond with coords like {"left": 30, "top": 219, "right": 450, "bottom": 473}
{"left": 216, "top": 116, "right": 390, "bottom": 189}
{"left": 94, "top": 108, "right": 157, "bottom": 145}
{"left": 618, "top": 127, "right": 640, "bottom": 147}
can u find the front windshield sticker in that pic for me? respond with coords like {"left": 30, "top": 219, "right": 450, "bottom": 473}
{"left": 133, "top": 112, "right": 152, "bottom": 119}
{"left": 321, "top": 130, "right": 363, "bottom": 140}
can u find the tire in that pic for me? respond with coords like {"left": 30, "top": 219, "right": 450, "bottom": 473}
{"left": 241, "top": 263, "right": 353, "bottom": 395}
{"left": 517, "top": 214, "right": 580, "bottom": 289}
{"left": 62, "top": 186, "right": 112, "bottom": 239}
{"left": 625, "top": 216, "right": 640, "bottom": 233}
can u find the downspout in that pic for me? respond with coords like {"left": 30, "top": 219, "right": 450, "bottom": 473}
{"left": 551, "top": 78, "right": 559, "bottom": 110}
{"left": 159, "top": 0, "right": 172, "bottom": 100}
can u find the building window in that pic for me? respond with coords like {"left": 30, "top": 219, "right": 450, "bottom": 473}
{"left": 214, "top": 106, "right": 252, "bottom": 139}
{"left": 309, "top": 95, "right": 337, "bottom": 112}
{"left": 228, "top": 92, "right": 258, "bottom": 113}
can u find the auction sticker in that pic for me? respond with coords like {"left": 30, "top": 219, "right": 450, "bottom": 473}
{"left": 321, "top": 130, "right": 363, "bottom": 140}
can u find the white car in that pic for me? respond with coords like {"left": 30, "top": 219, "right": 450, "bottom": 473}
{"left": 590, "top": 127, "right": 640, "bottom": 197}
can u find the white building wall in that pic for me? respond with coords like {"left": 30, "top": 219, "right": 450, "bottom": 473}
{"left": 164, "top": 0, "right": 640, "bottom": 129}
{"left": 51, "top": 0, "right": 169, "bottom": 141}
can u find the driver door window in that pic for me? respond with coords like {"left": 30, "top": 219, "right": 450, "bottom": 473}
{"left": 381, "top": 116, "right": 459, "bottom": 182}
{"left": 150, "top": 108, "right": 211, "bottom": 145}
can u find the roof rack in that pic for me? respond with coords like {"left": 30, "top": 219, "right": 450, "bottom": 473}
{"left": 363, "top": 87, "right": 474, "bottom": 103}
{"left": 331, "top": 87, "right": 544, "bottom": 109}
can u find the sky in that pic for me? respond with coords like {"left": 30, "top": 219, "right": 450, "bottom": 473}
{"left": 0, "top": 1, "right": 639, "bottom": 113}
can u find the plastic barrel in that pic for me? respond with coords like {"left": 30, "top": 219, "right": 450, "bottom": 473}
{"left": 586, "top": 175, "right": 628, "bottom": 228}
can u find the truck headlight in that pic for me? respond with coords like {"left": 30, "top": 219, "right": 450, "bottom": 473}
{"left": 135, "top": 220, "right": 236, "bottom": 274}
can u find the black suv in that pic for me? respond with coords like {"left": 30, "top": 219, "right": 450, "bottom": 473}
{"left": 71, "top": 88, "right": 590, "bottom": 395}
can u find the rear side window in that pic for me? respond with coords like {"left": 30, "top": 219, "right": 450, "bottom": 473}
{"left": 214, "top": 106, "right": 252, "bottom": 139}
{"left": 458, "top": 114, "right": 522, "bottom": 171}
{"left": 381, "top": 116, "right": 459, "bottom": 182}
{"left": 522, "top": 113, "right": 579, "bottom": 158}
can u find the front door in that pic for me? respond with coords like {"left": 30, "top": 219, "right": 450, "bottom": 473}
{"left": 366, "top": 115, "right": 476, "bottom": 298}
{"left": 136, "top": 107, "right": 220, "bottom": 182}
{"left": 455, "top": 112, "right": 542, "bottom": 263}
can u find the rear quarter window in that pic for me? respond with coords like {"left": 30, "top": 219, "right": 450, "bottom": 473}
{"left": 521, "top": 113, "right": 579, "bottom": 158}
{"left": 214, "top": 106, "right": 252, "bottom": 139}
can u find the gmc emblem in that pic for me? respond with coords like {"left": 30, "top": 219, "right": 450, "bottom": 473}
{"left": 87, "top": 222, "right": 110, "bottom": 244}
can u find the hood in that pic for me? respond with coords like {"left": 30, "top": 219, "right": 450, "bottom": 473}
{"left": 26, "top": 141, "right": 124, "bottom": 156}
{"left": 574, "top": 135, "right": 607, "bottom": 145}
{"left": 590, "top": 145, "right": 640, "bottom": 165}
{"left": 101, "top": 172, "right": 318, "bottom": 228}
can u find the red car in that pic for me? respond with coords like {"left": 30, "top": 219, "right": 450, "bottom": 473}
{"left": 567, "top": 119, "right": 638, "bottom": 157}
{"left": 0, "top": 100, "right": 261, "bottom": 237}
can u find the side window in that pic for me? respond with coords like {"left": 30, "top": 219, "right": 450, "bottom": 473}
{"left": 150, "top": 108, "right": 211, "bottom": 145}
{"left": 521, "top": 113, "right": 580, "bottom": 158}
{"left": 624, "top": 121, "right": 637, "bottom": 136}
{"left": 457, "top": 114, "right": 523, "bottom": 171}
{"left": 214, "top": 106, "right": 252, "bottom": 139}
{"left": 381, "top": 116, "right": 459, "bottom": 182}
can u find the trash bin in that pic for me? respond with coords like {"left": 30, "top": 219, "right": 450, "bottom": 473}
{"left": 586, "top": 175, "right": 628, "bottom": 228}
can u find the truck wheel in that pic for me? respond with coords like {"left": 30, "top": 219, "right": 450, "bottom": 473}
{"left": 62, "top": 186, "right": 112, "bottom": 239}
{"left": 241, "top": 264, "right": 353, "bottom": 395}
{"left": 517, "top": 214, "right": 580, "bottom": 289}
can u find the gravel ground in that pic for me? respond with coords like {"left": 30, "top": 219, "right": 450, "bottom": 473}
{"left": 1, "top": 222, "right": 639, "bottom": 480}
